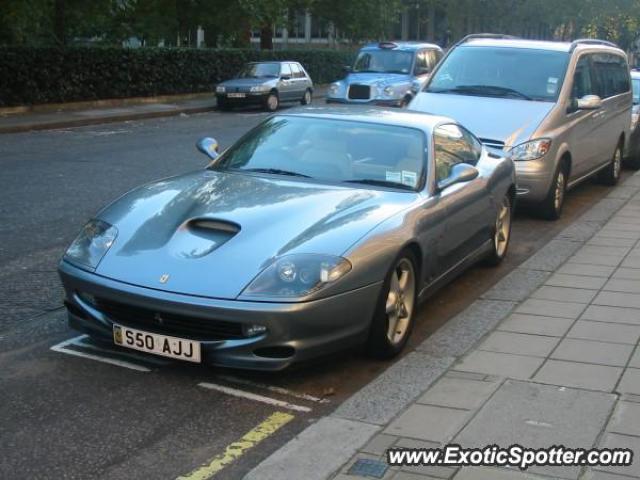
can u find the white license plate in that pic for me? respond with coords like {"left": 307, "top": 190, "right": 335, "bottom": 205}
{"left": 113, "top": 324, "right": 201, "bottom": 363}
{"left": 227, "top": 93, "right": 246, "bottom": 98}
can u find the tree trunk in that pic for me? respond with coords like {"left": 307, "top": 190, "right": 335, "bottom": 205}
{"left": 54, "top": 0, "right": 66, "bottom": 46}
{"left": 260, "top": 24, "right": 273, "bottom": 50}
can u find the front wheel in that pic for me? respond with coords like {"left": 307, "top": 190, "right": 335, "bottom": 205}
{"left": 366, "top": 251, "right": 417, "bottom": 359}
{"left": 265, "top": 92, "right": 279, "bottom": 112}
{"left": 598, "top": 142, "right": 622, "bottom": 186}
{"left": 539, "top": 163, "right": 567, "bottom": 220}
{"left": 484, "top": 194, "right": 512, "bottom": 266}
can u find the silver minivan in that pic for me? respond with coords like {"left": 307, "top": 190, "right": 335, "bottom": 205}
{"left": 410, "top": 34, "right": 632, "bottom": 219}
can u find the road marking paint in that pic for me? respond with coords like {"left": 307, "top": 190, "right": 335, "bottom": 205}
{"left": 176, "top": 411, "right": 294, "bottom": 480}
{"left": 198, "top": 382, "right": 312, "bottom": 412}
{"left": 74, "top": 337, "right": 168, "bottom": 365}
{"left": 216, "top": 374, "right": 330, "bottom": 403}
{"left": 51, "top": 335, "right": 151, "bottom": 372}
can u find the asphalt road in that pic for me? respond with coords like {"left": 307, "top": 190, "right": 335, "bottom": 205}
{"left": 0, "top": 105, "right": 632, "bottom": 480}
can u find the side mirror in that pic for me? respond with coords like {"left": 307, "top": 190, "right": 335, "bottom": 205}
{"left": 437, "top": 163, "right": 479, "bottom": 191}
{"left": 576, "top": 94, "right": 603, "bottom": 110}
{"left": 196, "top": 137, "right": 220, "bottom": 161}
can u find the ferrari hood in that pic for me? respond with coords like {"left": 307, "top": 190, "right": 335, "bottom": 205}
{"left": 410, "top": 92, "right": 555, "bottom": 149}
{"left": 95, "top": 171, "right": 416, "bottom": 299}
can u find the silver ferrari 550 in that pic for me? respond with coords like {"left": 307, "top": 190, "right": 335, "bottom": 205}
{"left": 58, "top": 108, "right": 516, "bottom": 370}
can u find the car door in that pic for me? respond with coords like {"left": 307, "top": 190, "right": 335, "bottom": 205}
{"left": 278, "top": 63, "right": 295, "bottom": 101}
{"left": 566, "top": 53, "right": 606, "bottom": 177}
{"left": 432, "top": 124, "right": 492, "bottom": 274}
{"left": 289, "top": 63, "right": 307, "bottom": 99}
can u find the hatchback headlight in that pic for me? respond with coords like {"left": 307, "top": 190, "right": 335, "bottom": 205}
{"left": 509, "top": 139, "right": 552, "bottom": 161}
{"left": 242, "top": 254, "right": 352, "bottom": 299}
{"left": 64, "top": 219, "right": 118, "bottom": 271}
{"left": 216, "top": 85, "right": 225, "bottom": 93}
{"left": 250, "top": 85, "right": 269, "bottom": 93}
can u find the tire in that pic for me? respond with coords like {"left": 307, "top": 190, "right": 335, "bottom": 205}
{"left": 598, "top": 141, "right": 623, "bottom": 186}
{"left": 301, "top": 89, "right": 312, "bottom": 105}
{"left": 484, "top": 194, "right": 513, "bottom": 266}
{"left": 539, "top": 162, "right": 568, "bottom": 220}
{"left": 265, "top": 92, "right": 279, "bottom": 112}
{"left": 366, "top": 250, "right": 418, "bottom": 359}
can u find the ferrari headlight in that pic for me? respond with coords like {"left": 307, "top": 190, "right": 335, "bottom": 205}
{"left": 328, "top": 82, "right": 340, "bottom": 95}
{"left": 250, "top": 85, "right": 269, "bottom": 93}
{"left": 216, "top": 85, "right": 226, "bottom": 93}
{"left": 509, "top": 138, "right": 552, "bottom": 161}
{"left": 242, "top": 254, "right": 352, "bottom": 299}
{"left": 64, "top": 219, "right": 118, "bottom": 271}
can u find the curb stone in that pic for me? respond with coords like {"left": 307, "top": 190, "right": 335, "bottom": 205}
{"left": 244, "top": 170, "right": 640, "bottom": 480}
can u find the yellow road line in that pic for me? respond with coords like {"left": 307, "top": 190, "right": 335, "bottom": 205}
{"left": 176, "top": 411, "right": 295, "bottom": 480}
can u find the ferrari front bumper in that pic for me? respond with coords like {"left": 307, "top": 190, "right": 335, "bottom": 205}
{"left": 58, "top": 261, "right": 381, "bottom": 371}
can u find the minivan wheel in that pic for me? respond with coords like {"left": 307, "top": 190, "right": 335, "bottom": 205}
{"left": 301, "top": 89, "right": 312, "bottom": 105}
{"left": 265, "top": 92, "right": 279, "bottom": 112}
{"left": 484, "top": 194, "right": 512, "bottom": 266}
{"left": 599, "top": 142, "right": 622, "bottom": 186}
{"left": 540, "top": 163, "right": 567, "bottom": 220}
{"left": 366, "top": 250, "right": 417, "bottom": 359}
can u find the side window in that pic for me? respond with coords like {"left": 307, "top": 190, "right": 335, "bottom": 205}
{"left": 425, "top": 50, "right": 438, "bottom": 70}
{"left": 290, "top": 63, "right": 303, "bottom": 78}
{"left": 572, "top": 55, "right": 594, "bottom": 99}
{"left": 433, "top": 124, "right": 481, "bottom": 182}
{"left": 280, "top": 63, "right": 292, "bottom": 78}
{"left": 415, "top": 51, "right": 429, "bottom": 74}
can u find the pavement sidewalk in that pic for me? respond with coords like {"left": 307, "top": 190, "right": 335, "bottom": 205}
{"left": 246, "top": 170, "right": 640, "bottom": 480}
{"left": 0, "top": 86, "right": 329, "bottom": 134}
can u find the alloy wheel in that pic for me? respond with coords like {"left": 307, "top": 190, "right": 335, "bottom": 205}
{"left": 267, "top": 94, "right": 278, "bottom": 111}
{"left": 613, "top": 147, "right": 621, "bottom": 180}
{"left": 303, "top": 90, "right": 311, "bottom": 105}
{"left": 554, "top": 170, "right": 565, "bottom": 213}
{"left": 494, "top": 196, "right": 511, "bottom": 258}
{"left": 385, "top": 258, "right": 416, "bottom": 346}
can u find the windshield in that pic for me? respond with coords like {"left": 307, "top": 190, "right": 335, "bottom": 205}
{"left": 238, "top": 63, "right": 280, "bottom": 78}
{"left": 427, "top": 46, "right": 570, "bottom": 101}
{"left": 353, "top": 50, "right": 414, "bottom": 74}
{"left": 633, "top": 79, "right": 640, "bottom": 104}
{"left": 211, "top": 116, "right": 426, "bottom": 191}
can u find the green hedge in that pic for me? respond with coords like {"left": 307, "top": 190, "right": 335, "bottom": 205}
{"left": 0, "top": 47, "right": 355, "bottom": 107}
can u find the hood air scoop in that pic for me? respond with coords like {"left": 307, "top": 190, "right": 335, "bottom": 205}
{"left": 171, "top": 218, "right": 240, "bottom": 259}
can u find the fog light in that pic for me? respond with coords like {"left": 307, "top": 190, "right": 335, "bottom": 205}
{"left": 243, "top": 324, "right": 267, "bottom": 337}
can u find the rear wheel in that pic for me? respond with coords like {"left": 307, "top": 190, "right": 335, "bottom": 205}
{"left": 301, "top": 89, "right": 312, "bottom": 105}
{"left": 366, "top": 251, "right": 417, "bottom": 359}
{"left": 484, "top": 194, "right": 512, "bottom": 266}
{"left": 598, "top": 142, "right": 622, "bottom": 186}
{"left": 265, "top": 92, "right": 279, "bottom": 112}
{"left": 539, "top": 162, "right": 567, "bottom": 220}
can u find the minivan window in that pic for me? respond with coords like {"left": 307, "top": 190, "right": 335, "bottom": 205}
{"left": 427, "top": 46, "right": 570, "bottom": 102}
{"left": 591, "top": 53, "right": 630, "bottom": 98}
{"left": 572, "top": 55, "right": 595, "bottom": 99}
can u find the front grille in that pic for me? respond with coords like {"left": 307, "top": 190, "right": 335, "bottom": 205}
{"left": 94, "top": 297, "right": 244, "bottom": 341}
{"left": 479, "top": 138, "right": 506, "bottom": 150}
{"left": 348, "top": 84, "right": 371, "bottom": 100}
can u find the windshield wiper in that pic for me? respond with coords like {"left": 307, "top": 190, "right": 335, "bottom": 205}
{"left": 343, "top": 179, "right": 415, "bottom": 190}
{"left": 428, "top": 85, "right": 533, "bottom": 100}
{"left": 243, "top": 168, "right": 311, "bottom": 178}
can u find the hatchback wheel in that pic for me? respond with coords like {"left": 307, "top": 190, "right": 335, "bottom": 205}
{"left": 485, "top": 194, "right": 512, "bottom": 266}
{"left": 265, "top": 92, "right": 279, "bottom": 112}
{"left": 540, "top": 163, "right": 567, "bottom": 220}
{"left": 301, "top": 89, "right": 312, "bottom": 105}
{"left": 367, "top": 251, "right": 417, "bottom": 359}
{"left": 599, "top": 142, "right": 622, "bottom": 186}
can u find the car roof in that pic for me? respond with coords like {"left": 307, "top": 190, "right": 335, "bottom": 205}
{"left": 361, "top": 41, "right": 441, "bottom": 52}
{"left": 273, "top": 106, "right": 454, "bottom": 133}
{"left": 461, "top": 37, "right": 624, "bottom": 55}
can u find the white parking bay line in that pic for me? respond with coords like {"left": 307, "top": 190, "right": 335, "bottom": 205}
{"left": 216, "top": 374, "right": 329, "bottom": 403}
{"left": 50, "top": 335, "right": 151, "bottom": 372}
{"left": 198, "top": 382, "right": 312, "bottom": 413}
